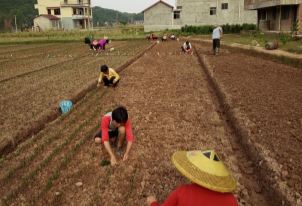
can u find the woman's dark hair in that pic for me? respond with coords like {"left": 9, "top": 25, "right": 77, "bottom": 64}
{"left": 186, "top": 41, "right": 189, "bottom": 45}
{"left": 106, "top": 40, "right": 109, "bottom": 43}
{"left": 101, "top": 65, "right": 108, "bottom": 73}
{"left": 112, "top": 106, "right": 128, "bottom": 123}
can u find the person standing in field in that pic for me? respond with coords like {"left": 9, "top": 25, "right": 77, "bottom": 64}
{"left": 98, "top": 36, "right": 110, "bottom": 51}
{"left": 94, "top": 106, "right": 134, "bottom": 166}
{"left": 181, "top": 41, "right": 192, "bottom": 53}
{"left": 146, "top": 150, "right": 238, "bottom": 206}
{"left": 212, "top": 25, "right": 223, "bottom": 55}
{"left": 97, "top": 65, "right": 120, "bottom": 88}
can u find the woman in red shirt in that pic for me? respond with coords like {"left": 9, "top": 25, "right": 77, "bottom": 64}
{"left": 146, "top": 150, "right": 238, "bottom": 206}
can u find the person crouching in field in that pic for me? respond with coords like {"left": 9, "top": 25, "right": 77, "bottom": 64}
{"left": 171, "top": 34, "right": 176, "bottom": 40}
{"left": 212, "top": 25, "right": 223, "bottom": 55}
{"left": 151, "top": 34, "right": 158, "bottom": 40}
{"left": 84, "top": 37, "right": 93, "bottom": 50}
{"left": 97, "top": 65, "right": 119, "bottom": 88}
{"left": 181, "top": 41, "right": 192, "bottom": 53}
{"left": 98, "top": 37, "right": 110, "bottom": 51}
{"left": 162, "top": 34, "right": 168, "bottom": 42}
{"left": 146, "top": 34, "right": 151, "bottom": 40}
{"left": 94, "top": 106, "right": 134, "bottom": 166}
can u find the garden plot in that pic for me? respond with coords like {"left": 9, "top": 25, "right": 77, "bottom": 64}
{"left": 1, "top": 41, "right": 270, "bottom": 206}
{"left": 194, "top": 43, "right": 302, "bottom": 206}
{"left": 0, "top": 40, "right": 153, "bottom": 156}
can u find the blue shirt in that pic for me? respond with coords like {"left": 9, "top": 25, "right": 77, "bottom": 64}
{"left": 212, "top": 27, "right": 222, "bottom": 39}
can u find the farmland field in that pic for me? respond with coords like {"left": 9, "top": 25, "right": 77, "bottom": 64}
{"left": 0, "top": 40, "right": 301, "bottom": 206}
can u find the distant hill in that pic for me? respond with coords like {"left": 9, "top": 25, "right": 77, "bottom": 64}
{"left": 92, "top": 7, "right": 143, "bottom": 26}
{"left": 0, "top": 0, "right": 38, "bottom": 29}
{"left": 0, "top": 1, "right": 144, "bottom": 30}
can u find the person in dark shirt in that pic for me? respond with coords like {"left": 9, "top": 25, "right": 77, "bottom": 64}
{"left": 84, "top": 37, "right": 93, "bottom": 50}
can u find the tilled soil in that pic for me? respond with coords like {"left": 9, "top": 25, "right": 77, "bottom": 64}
{"left": 0, "top": 40, "right": 152, "bottom": 156}
{"left": 1, "top": 41, "right": 273, "bottom": 206}
{"left": 194, "top": 44, "right": 302, "bottom": 206}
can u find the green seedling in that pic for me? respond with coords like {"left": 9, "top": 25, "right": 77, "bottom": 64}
{"left": 92, "top": 151, "right": 95, "bottom": 157}
{"left": 101, "top": 160, "right": 110, "bottom": 167}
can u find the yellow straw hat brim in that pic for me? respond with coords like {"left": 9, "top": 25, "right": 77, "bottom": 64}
{"left": 172, "top": 150, "right": 237, "bottom": 193}
{"left": 104, "top": 36, "right": 109, "bottom": 40}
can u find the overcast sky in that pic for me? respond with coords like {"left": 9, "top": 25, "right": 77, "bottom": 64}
{"left": 92, "top": 0, "right": 176, "bottom": 14}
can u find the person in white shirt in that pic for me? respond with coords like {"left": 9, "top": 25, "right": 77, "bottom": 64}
{"left": 181, "top": 41, "right": 192, "bottom": 53}
{"left": 212, "top": 26, "right": 223, "bottom": 55}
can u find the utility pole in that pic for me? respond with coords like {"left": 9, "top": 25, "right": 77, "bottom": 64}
{"left": 131, "top": 15, "right": 134, "bottom": 25}
{"left": 87, "top": 8, "right": 90, "bottom": 30}
{"left": 116, "top": 13, "right": 118, "bottom": 26}
{"left": 14, "top": 15, "right": 17, "bottom": 33}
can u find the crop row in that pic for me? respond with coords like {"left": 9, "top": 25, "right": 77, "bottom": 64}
{"left": 3, "top": 101, "right": 116, "bottom": 205}
{"left": 0, "top": 88, "right": 108, "bottom": 184}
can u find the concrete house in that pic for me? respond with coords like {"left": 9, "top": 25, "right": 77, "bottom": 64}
{"left": 142, "top": 0, "right": 257, "bottom": 32}
{"left": 34, "top": 0, "right": 93, "bottom": 31}
{"left": 33, "top": 15, "right": 61, "bottom": 31}
{"left": 244, "top": 0, "right": 302, "bottom": 33}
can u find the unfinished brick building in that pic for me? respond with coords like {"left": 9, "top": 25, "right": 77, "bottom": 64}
{"left": 244, "top": 0, "right": 302, "bottom": 34}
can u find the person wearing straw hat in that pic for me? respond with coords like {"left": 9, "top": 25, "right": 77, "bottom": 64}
{"left": 146, "top": 150, "right": 238, "bottom": 206}
{"left": 162, "top": 34, "right": 168, "bottom": 42}
{"left": 98, "top": 36, "right": 111, "bottom": 51}
{"left": 212, "top": 25, "right": 223, "bottom": 56}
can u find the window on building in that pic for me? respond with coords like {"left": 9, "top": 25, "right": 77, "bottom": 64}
{"left": 52, "top": 21, "right": 56, "bottom": 27}
{"left": 87, "top": 0, "right": 90, "bottom": 4}
{"left": 48, "top": 9, "right": 51, "bottom": 14}
{"left": 174, "top": 11, "right": 180, "bottom": 19}
{"left": 281, "top": 5, "right": 290, "bottom": 19}
{"left": 79, "top": 8, "right": 84, "bottom": 15}
{"left": 210, "top": 7, "right": 216, "bottom": 15}
{"left": 177, "top": 6, "right": 182, "bottom": 9}
{"left": 64, "top": 0, "right": 67, "bottom": 3}
{"left": 73, "top": 8, "right": 77, "bottom": 14}
{"left": 260, "top": 9, "right": 266, "bottom": 20}
{"left": 54, "top": 9, "right": 60, "bottom": 15}
{"left": 272, "top": 7, "right": 277, "bottom": 20}
{"left": 221, "top": 3, "right": 228, "bottom": 10}
{"left": 78, "top": 0, "right": 82, "bottom": 4}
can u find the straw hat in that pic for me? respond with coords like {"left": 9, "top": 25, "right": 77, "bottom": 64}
{"left": 104, "top": 36, "right": 109, "bottom": 40}
{"left": 172, "top": 150, "right": 237, "bottom": 193}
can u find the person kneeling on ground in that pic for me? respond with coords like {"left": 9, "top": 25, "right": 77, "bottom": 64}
{"left": 170, "top": 34, "right": 176, "bottom": 40}
{"left": 162, "top": 34, "right": 168, "bottom": 42}
{"left": 151, "top": 34, "right": 158, "bottom": 40}
{"left": 94, "top": 106, "right": 134, "bottom": 166}
{"left": 146, "top": 150, "right": 238, "bottom": 206}
{"left": 212, "top": 25, "right": 223, "bottom": 55}
{"left": 97, "top": 65, "right": 119, "bottom": 88}
{"left": 181, "top": 41, "right": 192, "bottom": 53}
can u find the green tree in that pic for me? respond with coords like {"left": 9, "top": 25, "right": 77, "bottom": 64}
{"left": 120, "top": 20, "right": 127, "bottom": 25}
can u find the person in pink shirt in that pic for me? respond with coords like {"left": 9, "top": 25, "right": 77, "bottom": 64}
{"left": 94, "top": 106, "right": 134, "bottom": 165}
{"left": 146, "top": 150, "right": 238, "bottom": 206}
{"left": 98, "top": 38, "right": 110, "bottom": 51}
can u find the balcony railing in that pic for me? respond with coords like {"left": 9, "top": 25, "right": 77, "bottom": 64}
{"left": 60, "top": 0, "right": 91, "bottom": 6}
